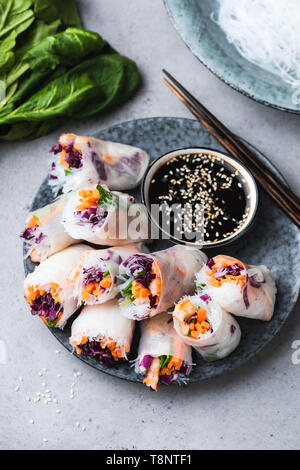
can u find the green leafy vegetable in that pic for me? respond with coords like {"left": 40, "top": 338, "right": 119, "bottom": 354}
{"left": 0, "top": 1, "right": 140, "bottom": 141}
{"left": 96, "top": 185, "right": 114, "bottom": 206}
{"left": 159, "top": 355, "right": 171, "bottom": 369}
{"left": 46, "top": 318, "right": 57, "bottom": 328}
{"left": 122, "top": 281, "right": 134, "bottom": 302}
{"left": 102, "top": 270, "right": 110, "bottom": 278}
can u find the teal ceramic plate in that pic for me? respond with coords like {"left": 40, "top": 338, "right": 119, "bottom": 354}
{"left": 24, "top": 117, "right": 300, "bottom": 385}
{"left": 164, "top": 0, "right": 300, "bottom": 113}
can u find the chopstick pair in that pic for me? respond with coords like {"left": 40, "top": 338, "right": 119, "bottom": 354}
{"left": 162, "top": 69, "right": 300, "bottom": 229}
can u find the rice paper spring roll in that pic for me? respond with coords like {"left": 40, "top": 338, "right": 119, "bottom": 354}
{"left": 196, "top": 255, "right": 277, "bottom": 321}
{"left": 118, "top": 246, "right": 207, "bottom": 320}
{"left": 24, "top": 244, "right": 89, "bottom": 328}
{"left": 70, "top": 243, "right": 147, "bottom": 305}
{"left": 62, "top": 183, "right": 148, "bottom": 246}
{"left": 20, "top": 194, "right": 78, "bottom": 262}
{"left": 49, "top": 133, "right": 150, "bottom": 194}
{"left": 70, "top": 301, "right": 135, "bottom": 366}
{"left": 173, "top": 294, "right": 241, "bottom": 361}
{"left": 135, "top": 312, "right": 192, "bottom": 391}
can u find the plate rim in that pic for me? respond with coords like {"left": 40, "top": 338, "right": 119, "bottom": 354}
{"left": 24, "top": 116, "right": 300, "bottom": 386}
{"left": 164, "top": 0, "right": 300, "bottom": 115}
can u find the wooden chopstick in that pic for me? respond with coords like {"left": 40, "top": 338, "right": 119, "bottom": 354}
{"left": 163, "top": 69, "right": 300, "bottom": 213}
{"left": 162, "top": 72, "right": 300, "bottom": 229}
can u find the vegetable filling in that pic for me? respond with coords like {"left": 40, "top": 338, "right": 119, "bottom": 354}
{"left": 73, "top": 336, "right": 129, "bottom": 367}
{"left": 205, "top": 256, "right": 250, "bottom": 308}
{"left": 174, "top": 299, "right": 212, "bottom": 338}
{"left": 74, "top": 185, "right": 113, "bottom": 227}
{"left": 81, "top": 267, "right": 112, "bottom": 301}
{"left": 25, "top": 283, "right": 63, "bottom": 327}
{"left": 20, "top": 214, "right": 46, "bottom": 260}
{"left": 120, "top": 255, "right": 161, "bottom": 311}
{"left": 140, "top": 354, "right": 190, "bottom": 391}
{"left": 50, "top": 142, "right": 83, "bottom": 170}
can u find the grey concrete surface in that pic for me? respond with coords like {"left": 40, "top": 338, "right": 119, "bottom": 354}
{"left": 0, "top": 0, "right": 300, "bottom": 450}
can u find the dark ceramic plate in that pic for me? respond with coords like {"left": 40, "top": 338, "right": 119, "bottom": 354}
{"left": 24, "top": 117, "right": 300, "bottom": 384}
{"left": 164, "top": 0, "right": 300, "bottom": 113}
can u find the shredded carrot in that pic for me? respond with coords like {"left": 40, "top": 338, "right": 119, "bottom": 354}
{"left": 76, "top": 188, "right": 101, "bottom": 211}
{"left": 197, "top": 307, "right": 207, "bottom": 323}
{"left": 27, "top": 214, "right": 40, "bottom": 229}
{"left": 132, "top": 280, "right": 151, "bottom": 300}
{"left": 81, "top": 277, "right": 112, "bottom": 301}
{"left": 60, "top": 149, "right": 69, "bottom": 169}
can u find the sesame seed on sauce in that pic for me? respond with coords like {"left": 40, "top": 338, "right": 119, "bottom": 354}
{"left": 148, "top": 153, "right": 249, "bottom": 243}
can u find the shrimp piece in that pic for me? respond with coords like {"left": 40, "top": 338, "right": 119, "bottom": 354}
{"left": 143, "top": 357, "right": 160, "bottom": 391}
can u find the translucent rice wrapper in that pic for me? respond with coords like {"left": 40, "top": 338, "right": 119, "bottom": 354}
{"left": 70, "top": 300, "right": 135, "bottom": 358}
{"left": 70, "top": 243, "right": 148, "bottom": 306}
{"left": 62, "top": 184, "right": 149, "bottom": 246}
{"left": 196, "top": 255, "right": 277, "bottom": 321}
{"left": 49, "top": 133, "right": 150, "bottom": 194}
{"left": 24, "top": 244, "right": 89, "bottom": 329}
{"left": 21, "top": 194, "right": 78, "bottom": 262}
{"left": 119, "top": 246, "right": 207, "bottom": 320}
{"left": 173, "top": 295, "right": 241, "bottom": 361}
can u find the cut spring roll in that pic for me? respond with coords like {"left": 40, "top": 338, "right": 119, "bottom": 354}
{"left": 118, "top": 246, "right": 207, "bottom": 320}
{"left": 70, "top": 244, "right": 147, "bottom": 305}
{"left": 70, "top": 301, "right": 135, "bottom": 366}
{"left": 20, "top": 194, "right": 78, "bottom": 262}
{"left": 135, "top": 312, "right": 193, "bottom": 391}
{"left": 24, "top": 245, "right": 89, "bottom": 328}
{"left": 173, "top": 294, "right": 241, "bottom": 361}
{"left": 62, "top": 183, "right": 148, "bottom": 246}
{"left": 196, "top": 255, "right": 277, "bottom": 321}
{"left": 49, "top": 133, "right": 150, "bottom": 193}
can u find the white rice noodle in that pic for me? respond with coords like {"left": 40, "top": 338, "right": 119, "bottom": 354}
{"left": 70, "top": 301, "right": 135, "bottom": 357}
{"left": 62, "top": 184, "right": 149, "bottom": 246}
{"left": 119, "top": 246, "right": 207, "bottom": 320}
{"left": 49, "top": 133, "right": 150, "bottom": 194}
{"left": 173, "top": 295, "right": 241, "bottom": 361}
{"left": 215, "top": 0, "right": 300, "bottom": 89}
{"left": 24, "top": 244, "right": 89, "bottom": 328}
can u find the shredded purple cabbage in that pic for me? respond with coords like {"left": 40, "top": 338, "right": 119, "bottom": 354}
{"left": 82, "top": 266, "right": 106, "bottom": 289}
{"left": 20, "top": 227, "right": 45, "bottom": 245}
{"left": 75, "top": 206, "right": 108, "bottom": 227}
{"left": 79, "top": 340, "right": 115, "bottom": 367}
{"left": 139, "top": 354, "right": 154, "bottom": 370}
{"left": 200, "top": 294, "right": 211, "bottom": 304}
{"left": 124, "top": 255, "right": 155, "bottom": 289}
{"left": 230, "top": 324, "right": 236, "bottom": 335}
{"left": 50, "top": 143, "right": 82, "bottom": 169}
{"left": 30, "top": 292, "right": 63, "bottom": 320}
{"left": 93, "top": 155, "right": 107, "bottom": 181}
{"left": 242, "top": 275, "right": 250, "bottom": 309}
{"left": 206, "top": 258, "right": 215, "bottom": 269}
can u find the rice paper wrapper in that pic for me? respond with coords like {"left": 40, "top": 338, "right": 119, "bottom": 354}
{"left": 24, "top": 244, "right": 89, "bottom": 328}
{"left": 136, "top": 312, "right": 192, "bottom": 371}
{"left": 49, "top": 133, "right": 150, "bottom": 194}
{"left": 120, "top": 246, "right": 207, "bottom": 320}
{"left": 173, "top": 295, "right": 241, "bottom": 361}
{"left": 62, "top": 185, "right": 149, "bottom": 246}
{"left": 23, "top": 194, "right": 78, "bottom": 262}
{"left": 70, "top": 300, "right": 135, "bottom": 354}
{"left": 196, "top": 257, "right": 277, "bottom": 321}
{"left": 72, "top": 243, "right": 148, "bottom": 305}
